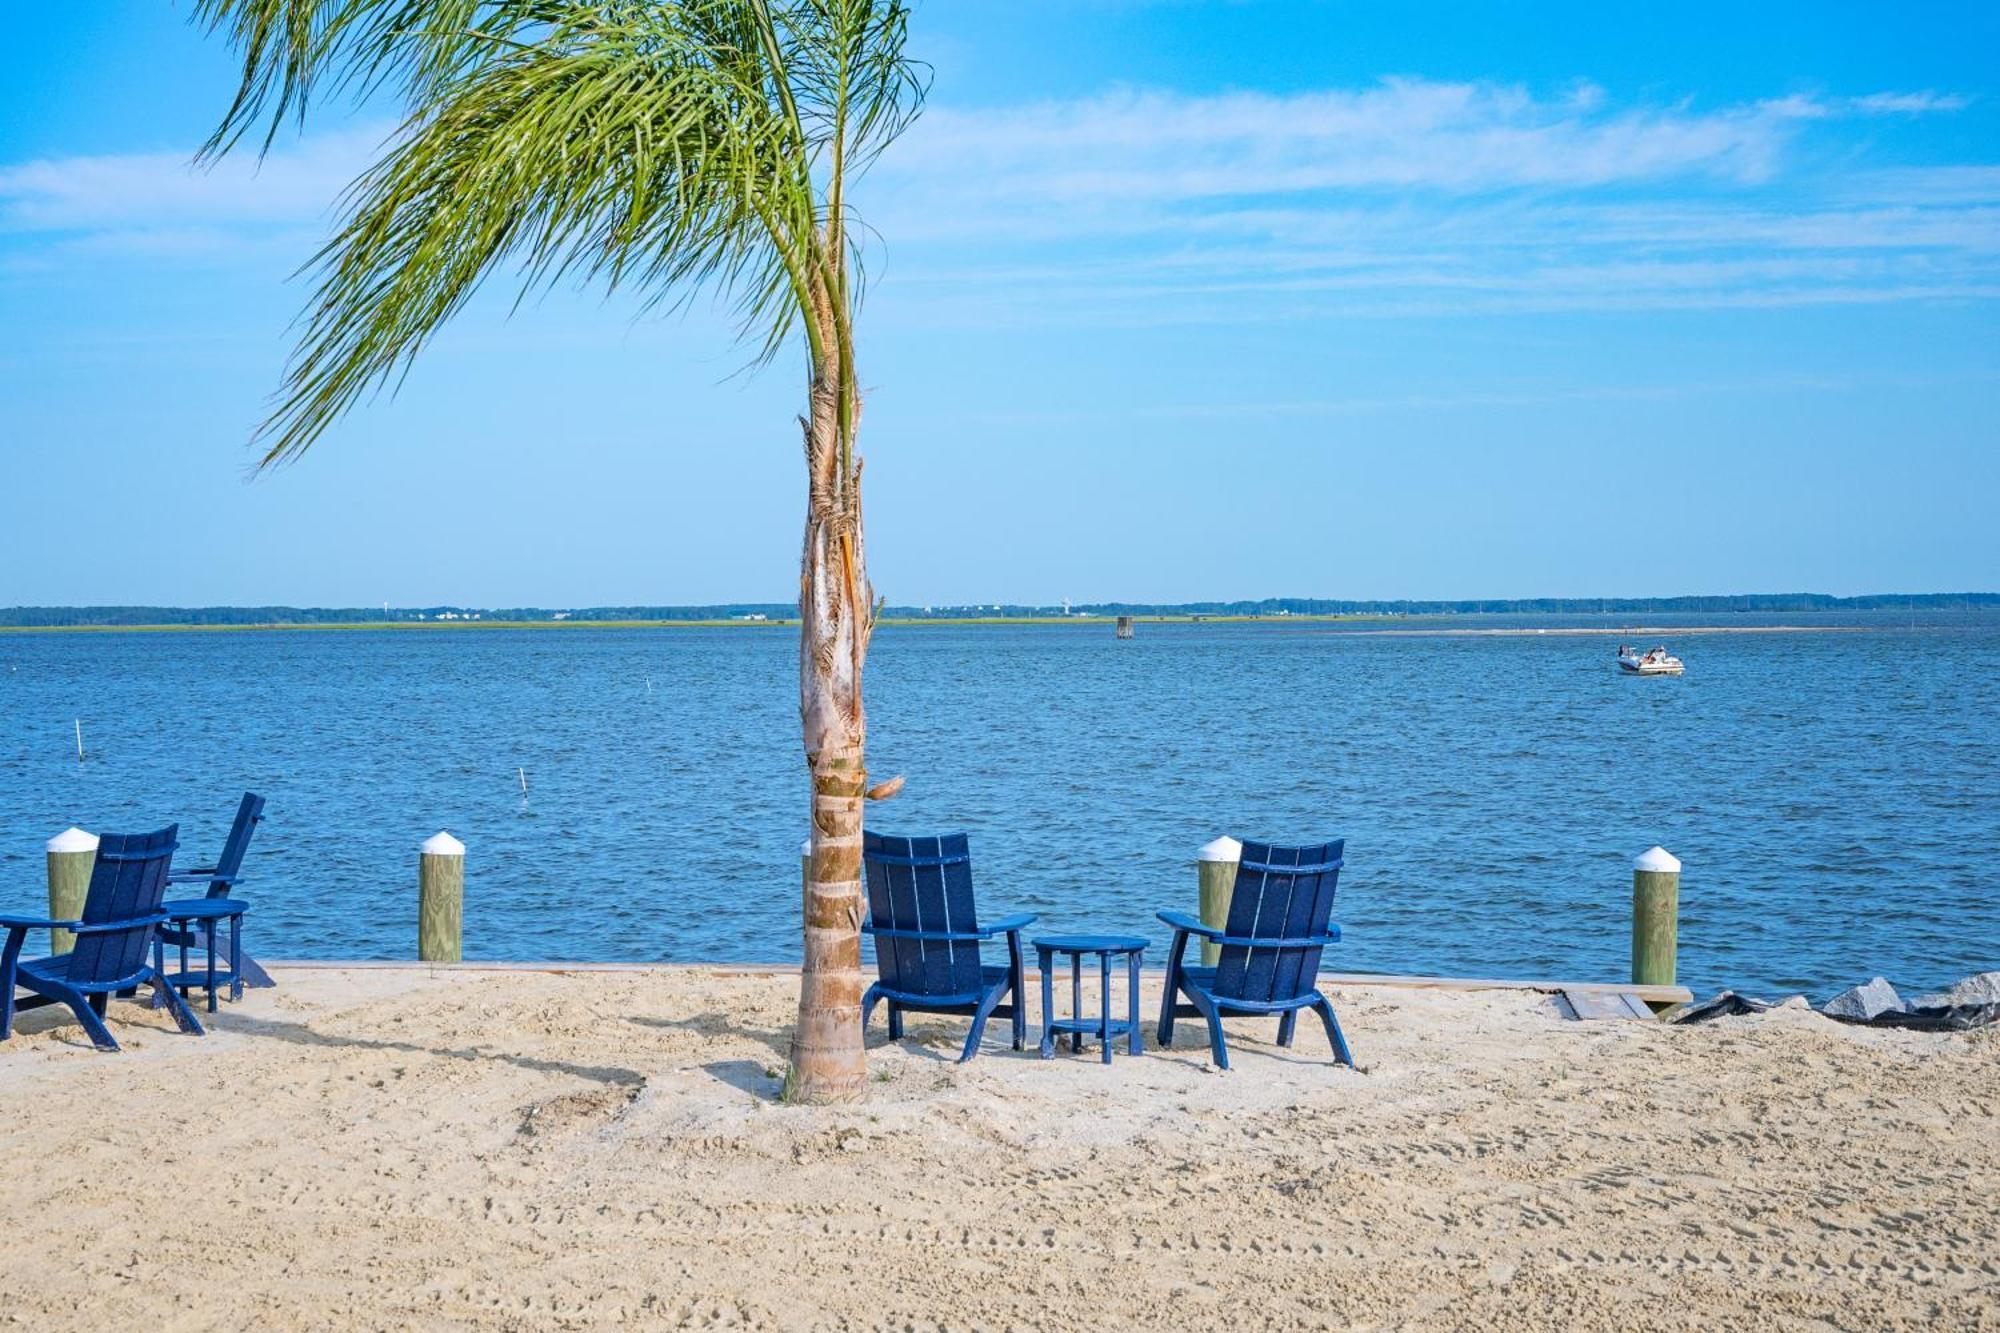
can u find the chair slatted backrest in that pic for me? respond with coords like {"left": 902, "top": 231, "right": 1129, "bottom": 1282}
{"left": 205, "top": 792, "right": 266, "bottom": 898}
{"left": 863, "top": 831, "right": 984, "bottom": 999}
{"left": 1212, "top": 838, "right": 1345, "bottom": 1005}
{"left": 65, "top": 825, "right": 178, "bottom": 987}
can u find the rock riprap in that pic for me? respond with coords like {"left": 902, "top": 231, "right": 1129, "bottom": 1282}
{"left": 1820, "top": 977, "right": 1906, "bottom": 1021}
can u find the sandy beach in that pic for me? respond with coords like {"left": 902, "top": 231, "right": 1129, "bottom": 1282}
{"left": 0, "top": 967, "right": 1993, "bottom": 1330}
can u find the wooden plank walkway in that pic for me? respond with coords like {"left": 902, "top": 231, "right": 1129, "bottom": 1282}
{"left": 262, "top": 960, "right": 1692, "bottom": 1005}
{"left": 1555, "top": 989, "right": 1660, "bottom": 1021}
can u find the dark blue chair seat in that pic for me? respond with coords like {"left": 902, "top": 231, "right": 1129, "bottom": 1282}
{"left": 4, "top": 825, "right": 205, "bottom": 1053}
{"left": 867, "top": 963, "right": 1018, "bottom": 1010}
{"left": 17, "top": 953, "right": 122, "bottom": 987}
{"left": 1157, "top": 838, "right": 1356, "bottom": 1070}
{"left": 860, "top": 832, "right": 1036, "bottom": 1062}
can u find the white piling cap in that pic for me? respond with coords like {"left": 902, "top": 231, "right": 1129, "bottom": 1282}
{"left": 800, "top": 838, "right": 813, "bottom": 857}
{"left": 422, "top": 830, "right": 465, "bottom": 857}
{"left": 46, "top": 827, "right": 98, "bottom": 854}
{"left": 1634, "top": 845, "right": 1681, "bottom": 873}
{"left": 1197, "top": 835, "right": 1243, "bottom": 863}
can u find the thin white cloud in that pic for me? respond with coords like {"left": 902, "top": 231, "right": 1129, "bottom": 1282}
{"left": 854, "top": 78, "right": 1996, "bottom": 321}
{"left": 0, "top": 80, "right": 1991, "bottom": 322}
{"left": 0, "top": 128, "right": 382, "bottom": 235}
{"left": 956, "top": 368, "right": 2000, "bottom": 426}
{"left": 1852, "top": 90, "right": 1973, "bottom": 115}
{"left": 892, "top": 79, "right": 1795, "bottom": 203}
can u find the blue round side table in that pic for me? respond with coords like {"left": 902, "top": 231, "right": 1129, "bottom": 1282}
{"left": 1033, "top": 935, "right": 1147, "bottom": 1064}
{"left": 152, "top": 899, "right": 249, "bottom": 1013}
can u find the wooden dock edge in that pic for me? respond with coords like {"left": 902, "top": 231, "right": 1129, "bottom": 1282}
{"left": 262, "top": 960, "right": 1692, "bottom": 1005}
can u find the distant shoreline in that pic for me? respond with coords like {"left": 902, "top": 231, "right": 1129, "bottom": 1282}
{"left": 4, "top": 594, "right": 1991, "bottom": 632}
{"left": 0, "top": 615, "right": 1922, "bottom": 636}
{"left": 1331, "top": 624, "right": 1875, "bottom": 637}
{"left": 0, "top": 614, "right": 1374, "bottom": 633}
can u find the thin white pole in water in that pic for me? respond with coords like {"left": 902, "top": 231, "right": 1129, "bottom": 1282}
{"left": 517, "top": 766, "right": 529, "bottom": 796}
{"left": 73, "top": 719, "right": 84, "bottom": 762}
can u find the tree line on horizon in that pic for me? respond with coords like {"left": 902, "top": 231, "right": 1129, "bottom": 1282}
{"left": 4, "top": 592, "right": 1995, "bottom": 628}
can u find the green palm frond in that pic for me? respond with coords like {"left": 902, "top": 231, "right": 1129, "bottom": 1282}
{"left": 193, "top": 0, "right": 924, "bottom": 466}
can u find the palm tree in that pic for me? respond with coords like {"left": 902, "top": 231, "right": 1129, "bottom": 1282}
{"left": 191, "top": 0, "right": 925, "bottom": 1102}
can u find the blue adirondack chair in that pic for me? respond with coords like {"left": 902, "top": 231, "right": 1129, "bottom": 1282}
{"left": 157, "top": 792, "right": 272, "bottom": 1007}
{"left": 1157, "top": 838, "right": 1355, "bottom": 1069}
{"left": 860, "top": 831, "right": 1036, "bottom": 1062}
{"left": 2, "top": 825, "right": 206, "bottom": 1052}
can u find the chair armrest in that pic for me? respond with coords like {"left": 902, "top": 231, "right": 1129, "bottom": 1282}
{"left": 71, "top": 913, "right": 170, "bottom": 936}
{"left": 1157, "top": 909, "right": 1221, "bottom": 940}
{"left": 0, "top": 914, "right": 82, "bottom": 932}
{"left": 978, "top": 913, "right": 1037, "bottom": 937}
{"left": 167, "top": 869, "right": 233, "bottom": 884}
{"left": 1156, "top": 911, "right": 1340, "bottom": 949}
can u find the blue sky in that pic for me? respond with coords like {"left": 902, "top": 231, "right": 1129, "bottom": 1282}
{"left": 2, "top": 1, "right": 1996, "bottom": 606}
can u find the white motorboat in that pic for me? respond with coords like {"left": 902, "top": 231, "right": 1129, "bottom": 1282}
{"left": 1617, "top": 645, "right": 1684, "bottom": 676}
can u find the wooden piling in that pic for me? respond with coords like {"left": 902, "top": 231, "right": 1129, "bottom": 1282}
{"left": 45, "top": 827, "right": 97, "bottom": 954}
{"left": 1196, "top": 836, "right": 1241, "bottom": 967}
{"left": 418, "top": 831, "right": 465, "bottom": 962}
{"left": 1115, "top": 615, "right": 1135, "bottom": 639}
{"left": 1631, "top": 845, "right": 1680, "bottom": 989}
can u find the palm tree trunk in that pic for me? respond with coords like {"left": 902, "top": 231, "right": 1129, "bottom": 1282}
{"left": 788, "top": 359, "right": 872, "bottom": 1104}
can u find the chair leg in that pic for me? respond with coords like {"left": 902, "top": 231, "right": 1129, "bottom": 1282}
{"left": 230, "top": 915, "right": 244, "bottom": 1002}
{"left": 1277, "top": 1009, "right": 1298, "bottom": 1047}
{"left": 886, "top": 1001, "right": 904, "bottom": 1041}
{"left": 861, "top": 983, "right": 881, "bottom": 1036}
{"left": 0, "top": 924, "right": 34, "bottom": 1041}
{"left": 150, "top": 935, "right": 170, "bottom": 1009}
{"left": 68, "top": 991, "right": 121, "bottom": 1052}
{"left": 961, "top": 979, "right": 1009, "bottom": 1063}
{"left": 1184, "top": 986, "right": 1230, "bottom": 1070}
{"left": 1157, "top": 930, "right": 1189, "bottom": 1047}
{"left": 148, "top": 969, "right": 206, "bottom": 1038}
{"left": 1008, "top": 934, "right": 1027, "bottom": 1051}
{"left": 1314, "top": 994, "right": 1355, "bottom": 1068}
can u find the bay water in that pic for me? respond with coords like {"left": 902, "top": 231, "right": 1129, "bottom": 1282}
{"left": 2, "top": 613, "right": 1995, "bottom": 1001}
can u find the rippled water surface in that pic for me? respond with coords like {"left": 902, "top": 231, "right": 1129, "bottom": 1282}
{"left": 3, "top": 614, "right": 1996, "bottom": 999}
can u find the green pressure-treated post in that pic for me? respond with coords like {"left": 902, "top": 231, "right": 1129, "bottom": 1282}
{"left": 1196, "top": 836, "right": 1241, "bottom": 968}
{"left": 418, "top": 831, "right": 465, "bottom": 962}
{"left": 45, "top": 827, "right": 97, "bottom": 955}
{"left": 1631, "top": 845, "right": 1681, "bottom": 988}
